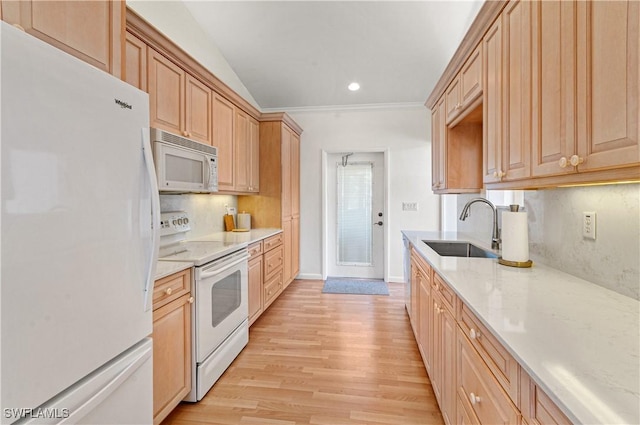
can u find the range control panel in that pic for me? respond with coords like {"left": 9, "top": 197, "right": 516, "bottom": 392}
{"left": 160, "top": 211, "right": 191, "bottom": 236}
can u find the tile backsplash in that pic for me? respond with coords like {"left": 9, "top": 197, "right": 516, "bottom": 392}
{"left": 457, "top": 184, "right": 640, "bottom": 300}
{"left": 160, "top": 194, "right": 237, "bottom": 238}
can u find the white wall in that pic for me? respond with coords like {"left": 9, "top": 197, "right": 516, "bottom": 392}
{"left": 127, "top": 0, "right": 260, "bottom": 109}
{"left": 289, "top": 106, "right": 440, "bottom": 282}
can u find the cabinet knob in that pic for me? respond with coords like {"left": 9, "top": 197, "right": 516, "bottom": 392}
{"left": 558, "top": 157, "right": 568, "bottom": 168}
{"left": 469, "top": 328, "right": 481, "bottom": 340}
{"left": 164, "top": 287, "right": 173, "bottom": 295}
{"left": 469, "top": 392, "right": 481, "bottom": 405}
{"left": 188, "top": 296, "right": 194, "bottom": 304}
{"left": 570, "top": 154, "right": 584, "bottom": 167}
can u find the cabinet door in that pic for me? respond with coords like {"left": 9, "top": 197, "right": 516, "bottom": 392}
{"left": 418, "top": 273, "right": 432, "bottom": 376}
{"left": 152, "top": 294, "right": 192, "bottom": 425}
{"left": 213, "top": 94, "right": 235, "bottom": 191}
{"left": 576, "top": 0, "right": 639, "bottom": 171}
{"left": 185, "top": 75, "right": 212, "bottom": 145}
{"left": 281, "top": 125, "right": 292, "bottom": 219}
{"left": 248, "top": 255, "right": 263, "bottom": 325}
{"left": 291, "top": 216, "right": 300, "bottom": 280}
{"left": 440, "top": 303, "right": 457, "bottom": 425}
{"left": 531, "top": 0, "right": 577, "bottom": 177}
{"left": 2, "top": 1, "right": 123, "bottom": 77}
{"left": 445, "top": 77, "right": 462, "bottom": 124}
{"left": 282, "top": 218, "right": 293, "bottom": 287}
{"left": 431, "top": 97, "right": 447, "bottom": 191}
{"left": 483, "top": 16, "right": 504, "bottom": 184}
{"left": 249, "top": 116, "right": 260, "bottom": 192}
{"left": 290, "top": 132, "right": 300, "bottom": 216}
{"left": 148, "top": 48, "right": 185, "bottom": 135}
{"left": 502, "top": 0, "right": 532, "bottom": 181}
{"left": 460, "top": 44, "right": 483, "bottom": 110}
{"left": 431, "top": 295, "right": 443, "bottom": 405}
{"left": 234, "top": 109, "right": 251, "bottom": 192}
{"left": 124, "top": 31, "right": 147, "bottom": 91}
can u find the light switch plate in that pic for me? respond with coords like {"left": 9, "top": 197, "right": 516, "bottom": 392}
{"left": 402, "top": 202, "right": 418, "bottom": 211}
{"left": 583, "top": 212, "right": 596, "bottom": 240}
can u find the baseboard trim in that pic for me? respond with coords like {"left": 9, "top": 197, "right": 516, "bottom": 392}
{"left": 296, "top": 273, "right": 323, "bottom": 281}
{"left": 387, "top": 276, "right": 406, "bottom": 284}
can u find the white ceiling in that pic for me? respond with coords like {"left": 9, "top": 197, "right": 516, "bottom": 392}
{"left": 182, "top": 1, "right": 484, "bottom": 110}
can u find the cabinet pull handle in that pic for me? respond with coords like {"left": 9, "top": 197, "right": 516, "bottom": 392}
{"left": 188, "top": 296, "right": 194, "bottom": 304}
{"left": 570, "top": 154, "right": 584, "bottom": 167}
{"left": 164, "top": 287, "right": 173, "bottom": 295}
{"left": 558, "top": 157, "right": 568, "bottom": 168}
{"left": 469, "top": 392, "right": 481, "bottom": 405}
{"left": 469, "top": 328, "right": 481, "bottom": 340}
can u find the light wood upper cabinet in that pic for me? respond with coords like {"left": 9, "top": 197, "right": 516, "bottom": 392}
{"left": 185, "top": 74, "right": 212, "bottom": 145}
{"left": 501, "top": 0, "right": 532, "bottom": 182}
{"left": 1, "top": 0, "right": 124, "bottom": 77}
{"left": 148, "top": 48, "right": 213, "bottom": 145}
{"left": 291, "top": 132, "right": 300, "bottom": 217}
{"left": 576, "top": 0, "right": 639, "bottom": 172}
{"left": 148, "top": 48, "right": 185, "bottom": 136}
{"left": 484, "top": 0, "right": 533, "bottom": 184}
{"left": 446, "top": 45, "right": 483, "bottom": 125}
{"left": 233, "top": 109, "right": 260, "bottom": 193}
{"left": 213, "top": 93, "right": 235, "bottom": 191}
{"left": 124, "top": 31, "right": 146, "bottom": 91}
{"left": 431, "top": 97, "right": 446, "bottom": 191}
{"left": 531, "top": 0, "right": 578, "bottom": 178}
{"left": 483, "top": 17, "right": 504, "bottom": 184}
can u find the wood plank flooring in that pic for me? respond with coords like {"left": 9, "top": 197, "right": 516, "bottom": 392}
{"left": 162, "top": 279, "right": 444, "bottom": 425}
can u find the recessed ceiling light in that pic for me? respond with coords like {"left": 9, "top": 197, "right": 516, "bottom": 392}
{"left": 348, "top": 82, "right": 360, "bottom": 91}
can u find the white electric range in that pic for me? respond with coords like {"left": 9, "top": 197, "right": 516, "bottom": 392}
{"left": 159, "top": 211, "right": 249, "bottom": 402}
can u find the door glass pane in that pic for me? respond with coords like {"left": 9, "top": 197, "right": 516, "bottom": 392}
{"left": 337, "top": 162, "right": 373, "bottom": 266}
{"left": 210, "top": 270, "right": 241, "bottom": 327}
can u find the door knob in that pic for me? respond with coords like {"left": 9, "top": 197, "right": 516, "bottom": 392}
{"left": 373, "top": 221, "right": 383, "bottom": 226}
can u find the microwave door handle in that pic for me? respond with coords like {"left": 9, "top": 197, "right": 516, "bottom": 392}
{"left": 205, "top": 156, "right": 211, "bottom": 189}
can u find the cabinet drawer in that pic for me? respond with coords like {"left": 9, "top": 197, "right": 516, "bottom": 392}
{"left": 411, "top": 248, "right": 432, "bottom": 284}
{"left": 264, "top": 245, "right": 284, "bottom": 281}
{"left": 248, "top": 241, "right": 263, "bottom": 259}
{"left": 433, "top": 272, "right": 456, "bottom": 313}
{"left": 263, "top": 233, "right": 283, "bottom": 252}
{"left": 457, "top": 330, "right": 519, "bottom": 425}
{"left": 153, "top": 268, "right": 191, "bottom": 309}
{"left": 458, "top": 302, "right": 520, "bottom": 405}
{"left": 263, "top": 271, "right": 283, "bottom": 309}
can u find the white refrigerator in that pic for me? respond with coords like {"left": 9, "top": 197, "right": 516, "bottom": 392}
{"left": 1, "top": 22, "right": 160, "bottom": 424}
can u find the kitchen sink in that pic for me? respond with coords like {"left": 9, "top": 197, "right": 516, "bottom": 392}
{"left": 422, "top": 240, "right": 498, "bottom": 259}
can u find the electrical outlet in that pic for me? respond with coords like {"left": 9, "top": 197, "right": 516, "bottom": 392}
{"left": 402, "top": 202, "right": 418, "bottom": 211}
{"left": 583, "top": 212, "right": 596, "bottom": 240}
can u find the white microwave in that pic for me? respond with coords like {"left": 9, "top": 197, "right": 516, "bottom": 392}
{"left": 151, "top": 128, "right": 218, "bottom": 193}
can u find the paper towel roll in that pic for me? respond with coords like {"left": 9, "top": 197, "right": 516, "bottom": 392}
{"left": 501, "top": 211, "right": 529, "bottom": 262}
{"left": 237, "top": 212, "right": 251, "bottom": 230}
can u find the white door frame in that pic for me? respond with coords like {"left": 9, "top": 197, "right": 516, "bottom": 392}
{"left": 321, "top": 148, "right": 390, "bottom": 282}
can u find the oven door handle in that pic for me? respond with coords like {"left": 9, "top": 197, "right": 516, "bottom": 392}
{"left": 199, "top": 253, "right": 249, "bottom": 280}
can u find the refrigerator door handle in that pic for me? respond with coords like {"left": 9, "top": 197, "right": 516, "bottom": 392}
{"left": 142, "top": 128, "right": 160, "bottom": 312}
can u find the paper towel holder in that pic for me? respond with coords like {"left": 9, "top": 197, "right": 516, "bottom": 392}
{"left": 498, "top": 257, "right": 533, "bottom": 268}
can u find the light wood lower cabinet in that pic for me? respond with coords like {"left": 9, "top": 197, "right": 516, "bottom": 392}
{"left": 247, "top": 233, "right": 285, "bottom": 326}
{"left": 152, "top": 268, "right": 192, "bottom": 425}
{"left": 520, "top": 371, "right": 572, "bottom": 425}
{"left": 409, "top": 253, "right": 571, "bottom": 425}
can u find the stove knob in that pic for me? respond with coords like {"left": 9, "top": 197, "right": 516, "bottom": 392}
{"left": 184, "top": 218, "right": 189, "bottom": 225}
{"left": 177, "top": 218, "right": 183, "bottom": 225}
{"left": 172, "top": 220, "right": 177, "bottom": 226}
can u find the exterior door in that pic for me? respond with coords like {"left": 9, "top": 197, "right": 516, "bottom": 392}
{"left": 327, "top": 152, "right": 384, "bottom": 279}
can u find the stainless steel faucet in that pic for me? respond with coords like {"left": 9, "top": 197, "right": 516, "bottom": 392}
{"left": 459, "top": 198, "right": 501, "bottom": 250}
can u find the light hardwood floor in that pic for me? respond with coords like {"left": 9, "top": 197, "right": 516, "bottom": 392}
{"left": 162, "top": 279, "right": 444, "bottom": 425}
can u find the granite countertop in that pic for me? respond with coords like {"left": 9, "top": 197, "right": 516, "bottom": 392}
{"left": 155, "top": 228, "right": 283, "bottom": 280}
{"left": 402, "top": 230, "right": 639, "bottom": 425}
